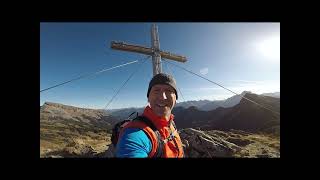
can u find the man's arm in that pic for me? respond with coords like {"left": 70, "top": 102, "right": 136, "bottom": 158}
{"left": 115, "top": 128, "right": 152, "bottom": 158}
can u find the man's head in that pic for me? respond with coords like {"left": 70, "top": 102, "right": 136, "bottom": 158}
{"left": 147, "top": 73, "right": 178, "bottom": 119}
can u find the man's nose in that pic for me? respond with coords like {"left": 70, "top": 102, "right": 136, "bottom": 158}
{"left": 158, "top": 92, "right": 168, "bottom": 100}
{"left": 161, "top": 92, "right": 167, "bottom": 100}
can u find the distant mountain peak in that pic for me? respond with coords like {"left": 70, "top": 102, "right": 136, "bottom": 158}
{"left": 240, "top": 91, "right": 252, "bottom": 96}
{"left": 187, "top": 106, "right": 199, "bottom": 111}
{"left": 261, "top": 92, "right": 280, "bottom": 98}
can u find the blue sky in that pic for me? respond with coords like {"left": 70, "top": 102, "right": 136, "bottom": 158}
{"left": 40, "top": 23, "right": 280, "bottom": 109}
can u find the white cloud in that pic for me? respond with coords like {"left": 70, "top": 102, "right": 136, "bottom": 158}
{"left": 200, "top": 67, "right": 209, "bottom": 75}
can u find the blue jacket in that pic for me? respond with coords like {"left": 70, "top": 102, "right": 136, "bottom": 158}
{"left": 116, "top": 128, "right": 152, "bottom": 158}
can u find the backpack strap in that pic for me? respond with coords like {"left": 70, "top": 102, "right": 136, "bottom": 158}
{"left": 133, "top": 116, "right": 164, "bottom": 158}
{"left": 118, "top": 116, "right": 180, "bottom": 158}
{"left": 171, "top": 120, "right": 177, "bottom": 130}
{"left": 118, "top": 116, "right": 163, "bottom": 158}
{"left": 133, "top": 117, "right": 181, "bottom": 158}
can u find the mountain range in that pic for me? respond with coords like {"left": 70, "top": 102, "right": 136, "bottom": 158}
{"left": 172, "top": 92, "right": 280, "bottom": 135}
{"left": 107, "top": 91, "right": 279, "bottom": 119}
{"left": 40, "top": 91, "right": 280, "bottom": 157}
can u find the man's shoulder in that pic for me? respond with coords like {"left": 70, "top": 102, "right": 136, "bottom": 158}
{"left": 120, "top": 127, "right": 151, "bottom": 143}
{"left": 122, "top": 127, "right": 147, "bottom": 135}
{"left": 116, "top": 127, "right": 152, "bottom": 157}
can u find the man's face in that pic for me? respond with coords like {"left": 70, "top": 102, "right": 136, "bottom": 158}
{"left": 148, "top": 84, "right": 177, "bottom": 118}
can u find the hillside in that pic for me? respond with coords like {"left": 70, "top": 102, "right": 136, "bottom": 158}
{"left": 40, "top": 102, "right": 118, "bottom": 157}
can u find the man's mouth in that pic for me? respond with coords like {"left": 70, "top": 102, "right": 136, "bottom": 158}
{"left": 156, "top": 103, "right": 167, "bottom": 108}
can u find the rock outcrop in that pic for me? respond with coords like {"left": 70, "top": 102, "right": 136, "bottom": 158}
{"left": 179, "top": 128, "right": 280, "bottom": 158}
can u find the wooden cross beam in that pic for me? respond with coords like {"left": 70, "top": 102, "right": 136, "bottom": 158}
{"left": 110, "top": 24, "right": 187, "bottom": 76}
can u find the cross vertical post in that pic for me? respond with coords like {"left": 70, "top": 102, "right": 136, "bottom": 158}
{"left": 151, "top": 24, "right": 162, "bottom": 76}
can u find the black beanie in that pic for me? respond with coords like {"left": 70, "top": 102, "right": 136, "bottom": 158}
{"left": 147, "top": 73, "right": 178, "bottom": 99}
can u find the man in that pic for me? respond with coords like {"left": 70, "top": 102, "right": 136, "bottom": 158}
{"left": 115, "top": 73, "right": 184, "bottom": 158}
